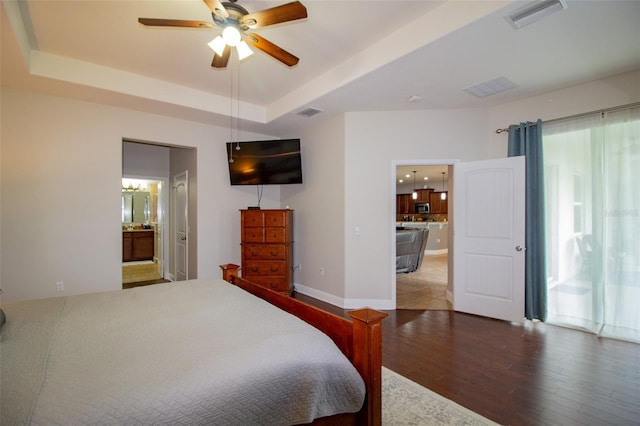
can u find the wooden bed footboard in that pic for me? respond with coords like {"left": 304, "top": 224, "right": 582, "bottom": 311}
{"left": 220, "top": 264, "right": 387, "bottom": 426}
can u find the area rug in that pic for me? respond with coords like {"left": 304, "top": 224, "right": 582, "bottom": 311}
{"left": 382, "top": 367, "right": 498, "bottom": 425}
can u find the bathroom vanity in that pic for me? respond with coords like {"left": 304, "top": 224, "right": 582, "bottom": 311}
{"left": 123, "top": 229, "right": 154, "bottom": 262}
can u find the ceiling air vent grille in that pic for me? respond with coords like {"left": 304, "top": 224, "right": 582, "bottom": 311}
{"left": 463, "top": 76, "right": 518, "bottom": 98}
{"left": 506, "top": 0, "right": 567, "bottom": 29}
{"left": 296, "top": 107, "right": 323, "bottom": 118}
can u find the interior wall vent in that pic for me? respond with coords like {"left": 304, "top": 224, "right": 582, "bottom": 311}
{"left": 463, "top": 76, "right": 518, "bottom": 98}
{"left": 506, "top": 0, "right": 567, "bottom": 30}
{"left": 296, "top": 107, "right": 323, "bottom": 118}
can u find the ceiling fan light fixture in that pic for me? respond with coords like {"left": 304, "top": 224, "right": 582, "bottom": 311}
{"left": 236, "top": 41, "right": 254, "bottom": 60}
{"left": 208, "top": 36, "right": 227, "bottom": 56}
{"left": 222, "top": 26, "right": 242, "bottom": 46}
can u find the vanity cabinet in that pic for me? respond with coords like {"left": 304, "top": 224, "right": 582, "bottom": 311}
{"left": 123, "top": 230, "right": 154, "bottom": 262}
{"left": 241, "top": 209, "right": 293, "bottom": 295}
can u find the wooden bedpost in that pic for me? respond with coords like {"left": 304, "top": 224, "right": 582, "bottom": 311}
{"left": 220, "top": 263, "right": 240, "bottom": 282}
{"left": 348, "top": 308, "right": 388, "bottom": 426}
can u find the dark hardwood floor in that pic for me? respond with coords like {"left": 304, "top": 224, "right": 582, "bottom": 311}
{"left": 293, "top": 294, "right": 640, "bottom": 426}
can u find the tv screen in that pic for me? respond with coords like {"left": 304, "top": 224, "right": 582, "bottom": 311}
{"left": 226, "top": 139, "right": 303, "bottom": 185}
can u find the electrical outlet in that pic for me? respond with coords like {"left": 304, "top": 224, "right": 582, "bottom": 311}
{"left": 295, "top": 263, "right": 302, "bottom": 272}
{"left": 319, "top": 267, "right": 325, "bottom": 276}
{"left": 56, "top": 281, "right": 64, "bottom": 292}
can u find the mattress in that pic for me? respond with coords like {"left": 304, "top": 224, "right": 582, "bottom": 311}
{"left": 0, "top": 279, "right": 365, "bottom": 425}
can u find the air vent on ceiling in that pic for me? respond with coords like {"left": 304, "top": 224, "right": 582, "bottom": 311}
{"left": 506, "top": 0, "right": 567, "bottom": 30}
{"left": 296, "top": 107, "right": 323, "bottom": 118}
{"left": 463, "top": 76, "right": 518, "bottom": 98}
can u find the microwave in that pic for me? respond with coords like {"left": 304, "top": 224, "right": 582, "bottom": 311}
{"left": 415, "top": 203, "right": 430, "bottom": 214}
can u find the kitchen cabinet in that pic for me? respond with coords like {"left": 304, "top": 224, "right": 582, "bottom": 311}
{"left": 241, "top": 209, "right": 293, "bottom": 295}
{"left": 415, "top": 189, "right": 432, "bottom": 203}
{"left": 123, "top": 230, "right": 154, "bottom": 262}
{"left": 396, "top": 194, "right": 415, "bottom": 215}
{"left": 429, "top": 192, "right": 448, "bottom": 214}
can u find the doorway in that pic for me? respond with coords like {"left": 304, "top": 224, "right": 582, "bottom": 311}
{"left": 122, "top": 177, "right": 167, "bottom": 287}
{"left": 122, "top": 140, "right": 197, "bottom": 287}
{"left": 394, "top": 162, "right": 452, "bottom": 310}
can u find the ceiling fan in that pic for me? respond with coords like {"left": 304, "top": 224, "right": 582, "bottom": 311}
{"left": 138, "top": 0, "right": 307, "bottom": 68}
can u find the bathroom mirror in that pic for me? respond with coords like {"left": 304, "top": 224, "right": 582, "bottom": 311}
{"left": 122, "top": 192, "right": 150, "bottom": 223}
{"left": 122, "top": 193, "right": 133, "bottom": 223}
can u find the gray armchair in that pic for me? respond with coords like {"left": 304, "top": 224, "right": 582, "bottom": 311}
{"left": 396, "top": 229, "right": 429, "bottom": 273}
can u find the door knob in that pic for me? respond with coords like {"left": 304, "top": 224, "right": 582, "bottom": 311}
{"left": 181, "top": 236, "right": 187, "bottom": 241}
{"left": 515, "top": 245, "right": 523, "bottom": 252}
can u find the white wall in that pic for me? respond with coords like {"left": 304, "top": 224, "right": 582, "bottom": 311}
{"left": 343, "top": 108, "right": 492, "bottom": 308}
{"left": 0, "top": 88, "right": 276, "bottom": 302}
{"left": 122, "top": 141, "right": 170, "bottom": 178}
{"left": 280, "top": 114, "right": 347, "bottom": 304}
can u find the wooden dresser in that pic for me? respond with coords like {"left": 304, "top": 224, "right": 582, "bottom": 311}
{"left": 240, "top": 209, "right": 293, "bottom": 295}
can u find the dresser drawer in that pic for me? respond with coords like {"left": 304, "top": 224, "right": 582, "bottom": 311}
{"left": 242, "top": 210, "right": 265, "bottom": 227}
{"left": 242, "top": 227, "right": 288, "bottom": 243}
{"left": 243, "top": 244, "right": 287, "bottom": 260}
{"left": 265, "top": 228, "right": 287, "bottom": 243}
{"left": 243, "top": 275, "right": 290, "bottom": 293}
{"left": 242, "top": 228, "right": 265, "bottom": 243}
{"left": 264, "top": 210, "right": 287, "bottom": 227}
{"left": 243, "top": 261, "right": 287, "bottom": 276}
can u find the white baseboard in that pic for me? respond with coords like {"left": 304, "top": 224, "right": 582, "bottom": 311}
{"left": 425, "top": 249, "right": 448, "bottom": 255}
{"left": 294, "top": 282, "right": 395, "bottom": 311}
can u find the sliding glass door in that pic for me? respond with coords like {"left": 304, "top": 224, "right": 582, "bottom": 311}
{"left": 543, "top": 105, "right": 640, "bottom": 343}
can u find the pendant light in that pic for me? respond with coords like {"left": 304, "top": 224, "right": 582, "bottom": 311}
{"left": 440, "top": 172, "right": 447, "bottom": 200}
{"left": 412, "top": 171, "right": 418, "bottom": 200}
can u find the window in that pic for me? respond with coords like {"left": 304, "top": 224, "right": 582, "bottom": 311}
{"left": 543, "top": 105, "right": 640, "bottom": 343}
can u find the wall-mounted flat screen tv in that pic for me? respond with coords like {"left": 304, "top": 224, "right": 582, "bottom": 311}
{"left": 226, "top": 139, "right": 303, "bottom": 185}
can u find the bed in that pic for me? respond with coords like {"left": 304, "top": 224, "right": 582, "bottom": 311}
{"left": 1, "top": 269, "right": 386, "bottom": 425}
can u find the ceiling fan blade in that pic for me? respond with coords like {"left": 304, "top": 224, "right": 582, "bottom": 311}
{"left": 211, "top": 45, "right": 231, "bottom": 68}
{"left": 138, "top": 18, "right": 213, "bottom": 28}
{"left": 202, "top": 0, "right": 229, "bottom": 19}
{"left": 240, "top": 1, "right": 307, "bottom": 29}
{"left": 245, "top": 33, "right": 299, "bottom": 67}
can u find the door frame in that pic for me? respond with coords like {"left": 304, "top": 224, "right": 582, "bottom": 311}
{"left": 391, "top": 159, "right": 459, "bottom": 308}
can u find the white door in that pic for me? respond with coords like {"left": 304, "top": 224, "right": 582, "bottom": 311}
{"left": 453, "top": 156, "right": 526, "bottom": 322}
{"left": 174, "top": 171, "right": 188, "bottom": 281}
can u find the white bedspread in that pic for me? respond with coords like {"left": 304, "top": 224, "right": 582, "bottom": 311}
{"left": 1, "top": 279, "right": 365, "bottom": 425}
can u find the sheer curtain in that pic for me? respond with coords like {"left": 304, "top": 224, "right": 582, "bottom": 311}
{"left": 543, "top": 105, "right": 640, "bottom": 343}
